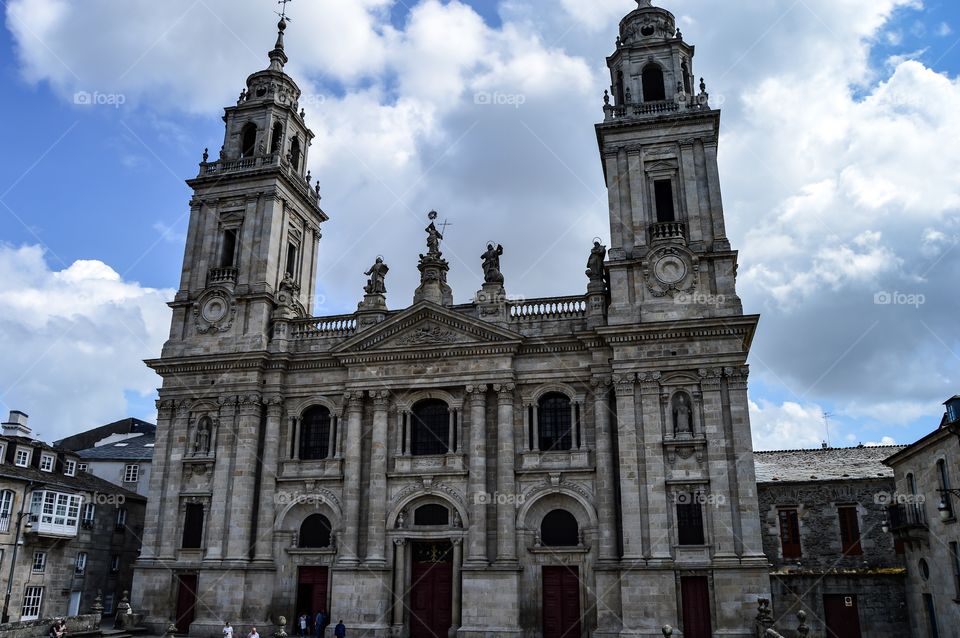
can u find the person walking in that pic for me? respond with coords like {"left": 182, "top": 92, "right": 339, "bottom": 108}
{"left": 299, "top": 614, "right": 309, "bottom": 637}
{"left": 333, "top": 620, "right": 345, "bottom": 638}
{"left": 314, "top": 610, "right": 326, "bottom": 638}
{"left": 223, "top": 622, "right": 234, "bottom": 638}
{"left": 248, "top": 627, "right": 260, "bottom": 638}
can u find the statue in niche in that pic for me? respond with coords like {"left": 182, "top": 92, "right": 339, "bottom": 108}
{"left": 481, "top": 243, "right": 504, "bottom": 285}
{"left": 363, "top": 257, "right": 389, "bottom": 295}
{"left": 672, "top": 393, "right": 694, "bottom": 435}
{"left": 194, "top": 418, "right": 212, "bottom": 455}
{"left": 586, "top": 240, "right": 607, "bottom": 281}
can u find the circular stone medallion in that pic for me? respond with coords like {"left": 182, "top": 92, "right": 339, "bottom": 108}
{"left": 654, "top": 255, "right": 688, "bottom": 285}
{"left": 201, "top": 297, "right": 228, "bottom": 323}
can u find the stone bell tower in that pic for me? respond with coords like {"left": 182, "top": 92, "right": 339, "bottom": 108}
{"left": 163, "top": 17, "right": 328, "bottom": 357}
{"left": 597, "top": 0, "right": 742, "bottom": 325}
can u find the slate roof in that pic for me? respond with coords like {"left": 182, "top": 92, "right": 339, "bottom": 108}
{"left": 54, "top": 417, "right": 156, "bottom": 452}
{"left": 76, "top": 432, "right": 156, "bottom": 462}
{"left": 0, "top": 458, "right": 145, "bottom": 501}
{"left": 753, "top": 445, "right": 907, "bottom": 484}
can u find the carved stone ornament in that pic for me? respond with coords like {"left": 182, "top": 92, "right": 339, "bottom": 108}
{"left": 642, "top": 245, "right": 699, "bottom": 298}
{"left": 193, "top": 289, "right": 236, "bottom": 334}
{"left": 395, "top": 323, "right": 464, "bottom": 346}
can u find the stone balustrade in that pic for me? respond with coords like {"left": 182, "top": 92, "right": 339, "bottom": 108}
{"left": 649, "top": 221, "right": 686, "bottom": 243}
{"left": 604, "top": 93, "right": 711, "bottom": 122}
{"left": 291, "top": 315, "right": 358, "bottom": 339}
{"left": 207, "top": 266, "right": 238, "bottom": 285}
{"left": 198, "top": 152, "right": 320, "bottom": 204}
{"left": 508, "top": 296, "right": 587, "bottom": 321}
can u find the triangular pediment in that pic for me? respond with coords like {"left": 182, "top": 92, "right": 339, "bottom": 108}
{"left": 332, "top": 302, "right": 522, "bottom": 354}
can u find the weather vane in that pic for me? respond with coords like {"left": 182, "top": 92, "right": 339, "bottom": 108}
{"left": 276, "top": 0, "right": 293, "bottom": 21}
{"left": 428, "top": 210, "right": 452, "bottom": 235}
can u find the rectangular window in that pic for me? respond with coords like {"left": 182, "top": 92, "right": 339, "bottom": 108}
{"left": 939, "top": 460, "right": 954, "bottom": 518}
{"left": 21, "top": 586, "right": 43, "bottom": 621}
{"left": 654, "top": 179, "right": 676, "bottom": 222}
{"left": 64, "top": 460, "right": 76, "bottom": 476}
{"left": 0, "top": 491, "right": 13, "bottom": 533}
{"left": 103, "top": 593, "right": 115, "bottom": 615}
{"left": 220, "top": 228, "right": 238, "bottom": 268}
{"left": 82, "top": 503, "right": 95, "bottom": 525}
{"left": 111, "top": 555, "right": 120, "bottom": 573}
{"left": 115, "top": 507, "right": 127, "bottom": 531}
{"left": 32, "top": 551, "right": 46, "bottom": 573}
{"left": 78, "top": 463, "right": 88, "bottom": 473}
{"left": 30, "top": 491, "right": 83, "bottom": 535}
{"left": 677, "top": 498, "right": 705, "bottom": 545}
{"left": 838, "top": 506, "right": 863, "bottom": 555}
{"left": 182, "top": 503, "right": 205, "bottom": 549}
{"left": 779, "top": 509, "right": 802, "bottom": 558}
{"left": 0, "top": 444, "right": 5, "bottom": 463}
{"left": 951, "top": 542, "right": 960, "bottom": 599}
{"left": 123, "top": 464, "right": 140, "bottom": 483}
{"left": 15, "top": 448, "right": 30, "bottom": 467}
{"left": 39, "top": 454, "right": 55, "bottom": 473}
{"left": 285, "top": 242, "right": 299, "bottom": 280}
{"left": 75, "top": 552, "right": 87, "bottom": 575}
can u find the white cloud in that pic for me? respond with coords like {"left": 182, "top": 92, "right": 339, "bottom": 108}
{"left": 749, "top": 399, "right": 828, "bottom": 451}
{"left": 0, "top": 245, "right": 172, "bottom": 442}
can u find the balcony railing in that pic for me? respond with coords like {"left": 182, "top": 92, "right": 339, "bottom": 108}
{"left": 29, "top": 517, "right": 79, "bottom": 538}
{"left": 207, "top": 267, "right": 238, "bottom": 286}
{"left": 649, "top": 221, "right": 686, "bottom": 243}
{"left": 292, "top": 315, "right": 358, "bottom": 340}
{"left": 887, "top": 503, "right": 927, "bottom": 533}
{"left": 604, "top": 92, "right": 712, "bottom": 122}
{"left": 198, "top": 152, "right": 321, "bottom": 206}
{"left": 509, "top": 296, "right": 587, "bottom": 321}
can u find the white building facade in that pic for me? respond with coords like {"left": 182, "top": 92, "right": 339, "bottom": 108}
{"left": 133, "top": 2, "right": 771, "bottom": 636}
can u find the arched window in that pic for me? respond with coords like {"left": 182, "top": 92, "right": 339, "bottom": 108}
{"left": 681, "top": 62, "right": 692, "bottom": 94}
{"left": 414, "top": 504, "right": 449, "bottom": 526}
{"left": 615, "top": 70, "right": 625, "bottom": 106}
{"left": 289, "top": 136, "right": 302, "bottom": 171}
{"left": 411, "top": 399, "right": 450, "bottom": 456}
{"left": 0, "top": 490, "right": 14, "bottom": 533}
{"left": 299, "top": 514, "right": 331, "bottom": 548}
{"left": 538, "top": 393, "right": 572, "bottom": 452}
{"left": 906, "top": 472, "right": 917, "bottom": 495}
{"left": 642, "top": 64, "right": 666, "bottom": 102}
{"left": 540, "top": 509, "right": 579, "bottom": 547}
{"left": 240, "top": 123, "right": 257, "bottom": 158}
{"left": 270, "top": 122, "right": 284, "bottom": 155}
{"left": 299, "top": 406, "right": 331, "bottom": 461}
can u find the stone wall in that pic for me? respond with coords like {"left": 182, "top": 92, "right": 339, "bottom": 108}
{"left": 0, "top": 614, "right": 100, "bottom": 638}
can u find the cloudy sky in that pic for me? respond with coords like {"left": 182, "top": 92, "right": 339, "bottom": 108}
{"left": 0, "top": 0, "right": 957, "bottom": 448}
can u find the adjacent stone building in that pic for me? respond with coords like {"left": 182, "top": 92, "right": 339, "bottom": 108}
{"left": 755, "top": 446, "right": 910, "bottom": 638}
{"left": 133, "top": 2, "right": 772, "bottom": 636}
{"left": 884, "top": 395, "right": 960, "bottom": 638}
{"left": 0, "top": 411, "right": 145, "bottom": 623}
{"left": 72, "top": 424, "right": 156, "bottom": 499}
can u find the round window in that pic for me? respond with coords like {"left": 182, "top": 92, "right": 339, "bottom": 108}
{"left": 919, "top": 558, "right": 930, "bottom": 580}
{"left": 640, "top": 25, "right": 655, "bottom": 37}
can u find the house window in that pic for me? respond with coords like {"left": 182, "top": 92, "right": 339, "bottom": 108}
{"left": 182, "top": 503, "right": 205, "bottom": 549}
{"left": 299, "top": 406, "right": 331, "bottom": 460}
{"left": 0, "top": 443, "right": 5, "bottom": 463}
{"left": 21, "top": 586, "right": 43, "bottom": 621}
{"left": 410, "top": 399, "right": 450, "bottom": 456}
{"left": 75, "top": 552, "right": 87, "bottom": 575}
{"left": 39, "top": 454, "right": 55, "bottom": 473}
{"left": 538, "top": 393, "right": 573, "bottom": 452}
{"left": 14, "top": 448, "right": 30, "bottom": 467}
{"left": 778, "top": 509, "right": 801, "bottom": 558}
{"left": 654, "top": 180, "right": 676, "bottom": 222}
{"left": 115, "top": 507, "right": 128, "bottom": 531}
{"left": 540, "top": 509, "right": 579, "bottom": 547}
{"left": 123, "top": 464, "right": 140, "bottom": 483}
{"left": 906, "top": 472, "right": 917, "bottom": 495}
{"left": 64, "top": 460, "right": 76, "bottom": 476}
{"left": 78, "top": 463, "right": 88, "bottom": 473}
{"left": 0, "top": 491, "right": 13, "bottom": 533}
{"left": 82, "top": 503, "right": 95, "bottom": 528}
{"left": 110, "top": 555, "right": 120, "bottom": 573}
{"left": 677, "top": 496, "right": 706, "bottom": 545}
{"left": 838, "top": 506, "right": 863, "bottom": 555}
{"left": 32, "top": 551, "right": 46, "bottom": 573}
{"left": 938, "top": 459, "right": 954, "bottom": 518}
{"left": 30, "top": 491, "right": 83, "bottom": 535}
{"left": 220, "top": 228, "right": 238, "bottom": 268}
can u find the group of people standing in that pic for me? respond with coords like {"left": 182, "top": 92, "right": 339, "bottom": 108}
{"left": 298, "top": 611, "right": 345, "bottom": 638}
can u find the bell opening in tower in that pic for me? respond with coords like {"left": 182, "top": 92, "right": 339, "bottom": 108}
{"left": 654, "top": 180, "right": 676, "bottom": 222}
{"left": 642, "top": 64, "right": 666, "bottom": 102}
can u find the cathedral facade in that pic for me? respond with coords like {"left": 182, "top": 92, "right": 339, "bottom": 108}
{"left": 133, "top": 2, "right": 771, "bottom": 637}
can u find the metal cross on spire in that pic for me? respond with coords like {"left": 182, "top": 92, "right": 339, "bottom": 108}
{"left": 276, "top": 0, "right": 293, "bottom": 21}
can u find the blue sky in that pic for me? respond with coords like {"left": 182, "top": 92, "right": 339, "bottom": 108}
{"left": 0, "top": 0, "right": 958, "bottom": 447}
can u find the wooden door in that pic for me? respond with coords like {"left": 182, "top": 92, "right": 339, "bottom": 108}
{"left": 823, "top": 594, "right": 862, "bottom": 638}
{"left": 297, "top": 567, "right": 329, "bottom": 619}
{"left": 174, "top": 575, "right": 198, "bottom": 634}
{"left": 680, "top": 576, "right": 712, "bottom": 638}
{"left": 542, "top": 566, "right": 581, "bottom": 638}
{"left": 409, "top": 543, "right": 453, "bottom": 638}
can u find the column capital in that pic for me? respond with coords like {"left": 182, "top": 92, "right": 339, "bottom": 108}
{"left": 612, "top": 373, "right": 636, "bottom": 392}
{"left": 393, "top": 537, "right": 407, "bottom": 547}
{"left": 724, "top": 365, "right": 750, "bottom": 391}
{"left": 465, "top": 384, "right": 487, "bottom": 401}
{"left": 590, "top": 375, "right": 612, "bottom": 392}
{"left": 156, "top": 399, "right": 177, "bottom": 419}
{"left": 494, "top": 382, "right": 515, "bottom": 395}
{"left": 174, "top": 400, "right": 191, "bottom": 417}
{"left": 344, "top": 391, "right": 365, "bottom": 412}
{"left": 451, "top": 537, "right": 463, "bottom": 547}
{"left": 237, "top": 393, "right": 263, "bottom": 415}
{"left": 698, "top": 367, "right": 723, "bottom": 389}
{"left": 372, "top": 390, "right": 391, "bottom": 409}
{"left": 265, "top": 396, "right": 285, "bottom": 417}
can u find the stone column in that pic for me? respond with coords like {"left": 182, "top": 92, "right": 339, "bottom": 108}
{"left": 591, "top": 377, "right": 618, "bottom": 561}
{"left": 395, "top": 410, "right": 406, "bottom": 456}
{"left": 391, "top": 538, "right": 406, "bottom": 631}
{"left": 638, "top": 373, "right": 670, "bottom": 561}
{"left": 725, "top": 366, "right": 765, "bottom": 559}
{"left": 703, "top": 141, "right": 728, "bottom": 244}
{"left": 679, "top": 140, "right": 703, "bottom": 245}
{"left": 158, "top": 401, "right": 190, "bottom": 559}
{"left": 697, "top": 369, "right": 737, "bottom": 560}
{"left": 531, "top": 404, "right": 540, "bottom": 452}
{"left": 451, "top": 538, "right": 463, "bottom": 631}
{"left": 287, "top": 416, "right": 297, "bottom": 460}
{"left": 572, "top": 400, "right": 582, "bottom": 449}
{"left": 366, "top": 391, "right": 390, "bottom": 565}
{"left": 339, "top": 392, "right": 364, "bottom": 565}
{"left": 254, "top": 396, "right": 284, "bottom": 561}
{"left": 465, "top": 385, "right": 488, "bottom": 565}
{"left": 204, "top": 397, "right": 236, "bottom": 560}
{"left": 140, "top": 399, "right": 175, "bottom": 559}
{"left": 494, "top": 383, "right": 518, "bottom": 564}
{"left": 227, "top": 394, "right": 262, "bottom": 561}
{"left": 613, "top": 373, "right": 644, "bottom": 559}
{"left": 327, "top": 415, "right": 337, "bottom": 459}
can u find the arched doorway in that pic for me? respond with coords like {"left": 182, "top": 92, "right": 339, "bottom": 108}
{"left": 409, "top": 541, "right": 453, "bottom": 638}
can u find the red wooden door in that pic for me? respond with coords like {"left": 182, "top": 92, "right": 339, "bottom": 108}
{"left": 680, "top": 576, "right": 712, "bottom": 638}
{"left": 824, "top": 595, "right": 862, "bottom": 638}
{"left": 410, "top": 544, "right": 453, "bottom": 638}
{"left": 174, "top": 575, "right": 198, "bottom": 634}
{"left": 542, "top": 566, "right": 581, "bottom": 638}
{"left": 297, "top": 567, "right": 329, "bottom": 617}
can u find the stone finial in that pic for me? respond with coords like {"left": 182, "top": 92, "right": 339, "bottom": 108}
{"left": 603, "top": 90, "right": 610, "bottom": 105}
{"left": 315, "top": 181, "right": 321, "bottom": 196}
{"left": 114, "top": 591, "right": 132, "bottom": 630}
{"left": 202, "top": 148, "right": 209, "bottom": 163}
{"left": 699, "top": 77, "right": 707, "bottom": 93}
{"left": 91, "top": 590, "right": 104, "bottom": 615}
{"left": 274, "top": 616, "right": 288, "bottom": 638}
{"left": 167, "top": 622, "right": 178, "bottom": 637}
{"left": 796, "top": 610, "right": 809, "bottom": 636}
{"left": 661, "top": 626, "right": 673, "bottom": 637}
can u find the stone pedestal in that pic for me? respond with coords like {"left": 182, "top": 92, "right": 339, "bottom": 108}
{"left": 475, "top": 282, "right": 508, "bottom": 325}
{"left": 414, "top": 254, "right": 453, "bottom": 306}
{"left": 357, "top": 293, "right": 388, "bottom": 330}
{"left": 586, "top": 280, "right": 607, "bottom": 328}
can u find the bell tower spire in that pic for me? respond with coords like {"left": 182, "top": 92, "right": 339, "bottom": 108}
{"left": 163, "top": 7, "right": 327, "bottom": 356}
{"left": 596, "top": 0, "right": 739, "bottom": 325}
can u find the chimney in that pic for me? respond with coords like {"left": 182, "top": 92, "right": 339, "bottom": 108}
{"left": 1, "top": 410, "right": 32, "bottom": 438}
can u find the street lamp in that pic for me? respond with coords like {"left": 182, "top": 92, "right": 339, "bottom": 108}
{"left": 1, "top": 481, "right": 36, "bottom": 624}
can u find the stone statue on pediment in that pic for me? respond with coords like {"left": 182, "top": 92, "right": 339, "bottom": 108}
{"left": 586, "top": 240, "right": 607, "bottom": 281}
{"left": 482, "top": 243, "right": 504, "bottom": 285}
{"left": 364, "top": 257, "right": 389, "bottom": 295}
